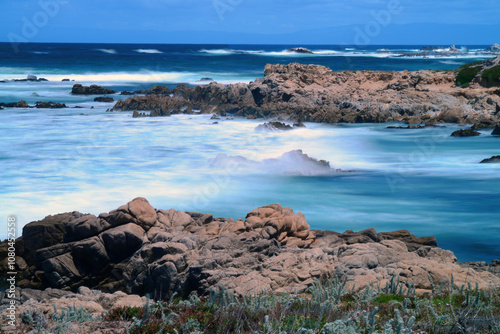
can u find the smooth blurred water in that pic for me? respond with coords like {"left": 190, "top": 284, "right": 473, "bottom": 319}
{"left": 0, "top": 43, "right": 499, "bottom": 262}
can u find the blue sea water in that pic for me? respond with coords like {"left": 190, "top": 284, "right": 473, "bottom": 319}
{"left": 0, "top": 43, "right": 499, "bottom": 262}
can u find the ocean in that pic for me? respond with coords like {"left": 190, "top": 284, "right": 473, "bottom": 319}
{"left": 0, "top": 42, "right": 499, "bottom": 262}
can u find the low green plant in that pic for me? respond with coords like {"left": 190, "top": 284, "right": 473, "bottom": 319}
{"left": 481, "top": 64, "right": 500, "bottom": 87}
{"left": 455, "top": 61, "right": 484, "bottom": 87}
{"left": 12, "top": 275, "right": 500, "bottom": 334}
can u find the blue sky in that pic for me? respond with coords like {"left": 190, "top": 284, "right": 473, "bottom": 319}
{"left": 1, "top": 0, "right": 499, "bottom": 44}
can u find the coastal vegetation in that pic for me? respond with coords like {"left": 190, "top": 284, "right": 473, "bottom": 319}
{"left": 15, "top": 276, "right": 500, "bottom": 333}
{"left": 455, "top": 61, "right": 483, "bottom": 87}
{"left": 481, "top": 64, "right": 500, "bottom": 87}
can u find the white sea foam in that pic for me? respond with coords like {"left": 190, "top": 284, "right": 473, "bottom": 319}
{"left": 96, "top": 49, "right": 117, "bottom": 54}
{"left": 6, "top": 71, "right": 253, "bottom": 85}
{"left": 134, "top": 49, "right": 163, "bottom": 54}
{"left": 200, "top": 49, "right": 236, "bottom": 55}
{"left": 198, "top": 48, "right": 497, "bottom": 59}
{"left": 199, "top": 49, "right": 264, "bottom": 55}
{"left": 439, "top": 60, "right": 464, "bottom": 65}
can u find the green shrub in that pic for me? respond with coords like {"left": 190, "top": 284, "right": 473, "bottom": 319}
{"left": 481, "top": 64, "right": 500, "bottom": 87}
{"left": 455, "top": 64, "right": 483, "bottom": 87}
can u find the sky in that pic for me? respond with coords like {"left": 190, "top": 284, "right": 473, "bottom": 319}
{"left": 0, "top": 0, "right": 499, "bottom": 45}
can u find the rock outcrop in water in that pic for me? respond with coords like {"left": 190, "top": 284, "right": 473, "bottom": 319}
{"left": 485, "top": 44, "right": 500, "bottom": 53}
{"left": 255, "top": 121, "right": 294, "bottom": 131}
{"left": 492, "top": 125, "right": 500, "bottom": 135}
{"left": 0, "top": 101, "right": 66, "bottom": 109}
{"left": 480, "top": 155, "right": 500, "bottom": 163}
{"left": 112, "top": 59, "right": 500, "bottom": 126}
{"left": 93, "top": 97, "right": 114, "bottom": 103}
{"left": 2, "top": 198, "right": 499, "bottom": 301}
{"left": 287, "top": 47, "right": 314, "bottom": 54}
{"left": 451, "top": 128, "right": 480, "bottom": 137}
{"left": 71, "top": 84, "right": 116, "bottom": 95}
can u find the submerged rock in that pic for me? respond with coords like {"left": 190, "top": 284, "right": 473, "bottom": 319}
{"left": 71, "top": 84, "right": 116, "bottom": 95}
{"left": 451, "top": 128, "right": 480, "bottom": 137}
{"left": 94, "top": 97, "right": 114, "bottom": 102}
{"left": 0, "top": 100, "right": 29, "bottom": 108}
{"left": 35, "top": 101, "right": 66, "bottom": 108}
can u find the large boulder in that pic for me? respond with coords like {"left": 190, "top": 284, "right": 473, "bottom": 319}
{"left": 23, "top": 212, "right": 84, "bottom": 264}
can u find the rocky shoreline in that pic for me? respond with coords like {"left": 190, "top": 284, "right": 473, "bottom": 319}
{"left": 2, "top": 58, "right": 500, "bottom": 129}
{"left": 1, "top": 198, "right": 499, "bottom": 321}
{"left": 111, "top": 58, "right": 500, "bottom": 127}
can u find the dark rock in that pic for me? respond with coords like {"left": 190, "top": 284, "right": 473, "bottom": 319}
{"left": 147, "top": 86, "right": 171, "bottom": 95}
{"left": 27, "top": 75, "right": 37, "bottom": 81}
{"left": 492, "top": 125, "right": 500, "bottom": 135}
{"left": 101, "top": 224, "right": 145, "bottom": 262}
{"left": 255, "top": 121, "right": 294, "bottom": 132}
{"left": 120, "top": 91, "right": 135, "bottom": 95}
{"left": 287, "top": 47, "right": 313, "bottom": 54}
{"left": 62, "top": 79, "right": 70, "bottom": 82}
{"left": 480, "top": 155, "right": 500, "bottom": 163}
{"left": 132, "top": 110, "right": 148, "bottom": 118}
{"left": 293, "top": 122, "right": 306, "bottom": 128}
{"left": 3, "top": 100, "right": 29, "bottom": 108}
{"left": 387, "top": 125, "right": 426, "bottom": 129}
{"left": 200, "top": 77, "right": 215, "bottom": 82}
{"left": 71, "top": 84, "right": 116, "bottom": 95}
{"left": 64, "top": 215, "right": 111, "bottom": 242}
{"left": 94, "top": 97, "right": 114, "bottom": 103}
{"left": 35, "top": 101, "right": 66, "bottom": 109}
{"left": 451, "top": 128, "right": 480, "bottom": 137}
{"left": 23, "top": 212, "right": 84, "bottom": 265}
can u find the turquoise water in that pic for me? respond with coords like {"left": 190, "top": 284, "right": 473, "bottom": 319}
{"left": 0, "top": 43, "right": 499, "bottom": 262}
